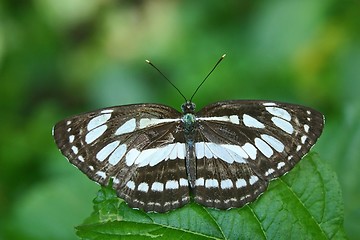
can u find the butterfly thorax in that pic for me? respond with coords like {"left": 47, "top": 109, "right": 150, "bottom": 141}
{"left": 181, "top": 101, "right": 198, "bottom": 188}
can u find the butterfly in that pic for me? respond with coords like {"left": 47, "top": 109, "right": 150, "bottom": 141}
{"left": 52, "top": 55, "right": 324, "bottom": 212}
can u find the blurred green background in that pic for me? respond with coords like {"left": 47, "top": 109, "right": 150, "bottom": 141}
{"left": 0, "top": 0, "right": 359, "bottom": 239}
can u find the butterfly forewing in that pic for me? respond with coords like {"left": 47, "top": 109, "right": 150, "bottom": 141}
{"left": 53, "top": 104, "right": 191, "bottom": 212}
{"left": 193, "top": 100, "right": 324, "bottom": 209}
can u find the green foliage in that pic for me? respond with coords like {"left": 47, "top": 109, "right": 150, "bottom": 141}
{"left": 76, "top": 154, "right": 346, "bottom": 240}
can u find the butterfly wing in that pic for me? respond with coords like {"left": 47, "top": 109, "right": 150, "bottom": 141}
{"left": 53, "top": 103, "right": 190, "bottom": 212}
{"left": 193, "top": 100, "right": 324, "bottom": 209}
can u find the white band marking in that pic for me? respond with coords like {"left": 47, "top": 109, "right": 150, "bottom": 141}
{"left": 100, "top": 109, "right": 114, "bottom": 114}
{"left": 108, "top": 144, "right": 127, "bottom": 165}
{"left": 249, "top": 175, "right": 259, "bottom": 185}
{"left": 220, "top": 179, "right": 233, "bottom": 189}
{"left": 115, "top": 118, "right": 136, "bottom": 135}
{"left": 126, "top": 180, "right": 135, "bottom": 190}
{"left": 138, "top": 182, "right": 149, "bottom": 193}
{"left": 85, "top": 125, "right": 108, "bottom": 144}
{"left": 151, "top": 182, "right": 164, "bottom": 192}
{"left": 179, "top": 178, "right": 189, "bottom": 187}
{"left": 266, "top": 107, "right": 291, "bottom": 121}
{"left": 263, "top": 102, "right": 277, "bottom": 106}
{"left": 243, "top": 114, "right": 265, "bottom": 128}
{"left": 205, "top": 179, "right": 219, "bottom": 188}
{"left": 260, "top": 134, "right": 285, "bottom": 152}
{"left": 271, "top": 117, "right": 294, "bottom": 134}
{"left": 196, "top": 177, "right": 205, "bottom": 186}
{"left": 198, "top": 115, "right": 240, "bottom": 125}
{"left": 87, "top": 113, "right": 111, "bottom": 131}
{"left": 242, "top": 143, "right": 257, "bottom": 160}
{"left": 96, "top": 140, "right": 120, "bottom": 162}
{"left": 195, "top": 142, "right": 247, "bottom": 163}
{"left": 165, "top": 180, "right": 179, "bottom": 190}
{"left": 235, "top": 178, "right": 247, "bottom": 188}
{"left": 139, "top": 118, "right": 179, "bottom": 129}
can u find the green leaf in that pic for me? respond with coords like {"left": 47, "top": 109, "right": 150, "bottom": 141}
{"left": 76, "top": 154, "right": 346, "bottom": 240}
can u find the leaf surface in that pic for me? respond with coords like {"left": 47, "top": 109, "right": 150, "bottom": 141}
{"left": 76, "top": 154, "right": 346, "bottom": 240}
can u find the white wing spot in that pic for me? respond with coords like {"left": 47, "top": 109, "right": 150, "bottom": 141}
{"left": 263, "top": 102, "right": 277, "bottom": 106}
{"left": 176, "top": 143, "right": 186, "bottom": 159}
{"left": 261, "top": 134, "right": 285, "bottom": 152}
{"left": 85, "top": 125, "right": 108, "bottom": 144}
{"left": 179, "top": 178, "right": 188, "bottom": 187}
{"left": 220, "top": 179, "right": 233, "bottom": 189}
{"left": 195, "top": 142, "right": 247, "bottom": 164}
{"left": 304, "top": 124, "right": 310, "bottom": 133}
{"left": 229, "top": 115, "right": 240, "bottom": 124}
{"left": 96, "top": 171, "right": 106, "bottom": 179}
{"left": 195, "top": 177, "right": 205, "bottom": 186}
{"left": 69, "top": 135, "right": 75, "bottom": 143}
{"left": 265, "top": 168, "right": 275, "bottom": 176}
{"left": 255, "top": 137, "right": 273, "bottom": 158}
{"left": 66, "top": 120, "right": 71, "bottom": 125}
{"left": 301, "top": 135, "right": 307, "bottom": 144}
{"left": 296, "top": 145, "right": 302, "bottom": 151}
{"left": 67, "top": 127, "right": 71, "bottom": 132}
{"left": 139, "top": 118, "right": 179, "bottom": 129}
{"left": 249, "top": 175, "right": 259, "bottom": 185}
{"left": 71, "top": 146, "right": 78, "bottom": 154}
{"left": 205, "top": 179, "right": 219, "bottom": 188}
{"left": 288, "top": 155, "right": 293, "bottom": 160}
{"left": 277, "top": 162, "right": 285, "bottom": 169}
{"left": 78, "top": 155, "right": 84, "bottom": 162}
{"left": 266, "top": 107, "right": 291, "bottom": 121}
{"left": 306, "top": 110, "right": 311, "bottom": 115}
{"left": 235, "top": 178, "right": 247, "bottom": 188}
{"left": 125, "top": 148, "right": 141, "bottom": 166}
{"left": 271, "top": 117, "right": 294, "bottom": 134}
{"left": 111, "top": 177, "right": 120, "bottom": 184}
{"left": 165, "top": 180, "right": 179, "bottom": 190}
{"left": 88, "top": 165, "right": 94, "bottom": 171}
{"left": 221, "top": 144, "right": 248, "bottom": 163}
{"left": 138, "top": 182, "right": 149, "bottom": 193}
{"left": 260, "top": 134, "right": 285, "bottom": 152}
{"left": 87, "top": 113, "right": 111, "bottom": 131}
{"left": 108, "top": 144, "right": 127, "bottom": 165}
{"left": 243, "top": 114, "right": 265, "bottom": 128}
{"left": 96, "top": 140, "right": 120, "bottom": 162}
{"left": 169, "top": 143, "right": 186, "bottom": 160}
{"left": 101, "top": 109, "right": 114, "bottom": 114}
{"left": 242, "top": 143, "right": 257, "bottom": 160}
{"left": 151, "top": 182, "right": 164, "bottom": 192}
{"left": 115, "top": 118, "right": 136, "bottom": 135}
{"left": 126, "top": 180, "right": 135, "bottom": 190}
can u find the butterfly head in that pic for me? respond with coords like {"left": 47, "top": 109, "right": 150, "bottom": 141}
{"left": 181, "top": 101, "right": 196, "bottom": 113}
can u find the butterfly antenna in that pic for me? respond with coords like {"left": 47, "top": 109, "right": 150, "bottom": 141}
{"left": 190, "top": 54, "right": 226, "bottom": 102}
{"left": 146, "top": 59, "right": 187, "bottom": 102}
